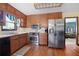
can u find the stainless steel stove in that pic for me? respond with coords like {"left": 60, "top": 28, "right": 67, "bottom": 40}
{"left": 29, "top": 32, "right": 39, "bottom": 45}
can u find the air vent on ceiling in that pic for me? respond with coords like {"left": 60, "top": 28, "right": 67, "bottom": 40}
{"left": 34, "top": 3, "right": 62, "bottom": 9}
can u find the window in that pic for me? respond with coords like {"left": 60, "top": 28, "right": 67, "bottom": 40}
{"left": 2, "top": 13, "right": 17, "bottom": 31}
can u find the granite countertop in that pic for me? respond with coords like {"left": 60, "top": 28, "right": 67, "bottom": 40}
{"left": 0, "top": 28, "right": 46, "bottom": 38}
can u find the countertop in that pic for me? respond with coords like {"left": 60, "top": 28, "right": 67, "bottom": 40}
{"left": 0, "top": 28, "right": 46, "bottom": 38}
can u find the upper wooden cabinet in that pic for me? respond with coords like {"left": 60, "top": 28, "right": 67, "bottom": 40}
{"left": 27, "top": 16, "right": 31, "bottom": 27}
{"left": 6, "top": 4, "right": 15, "bottom": 15}
{"left": 47, "top": 12, "right": 62, "bottom": 19}
{"left": 27, "top": 14, "right": 48, "bottom": 28}
{"left": 0, "top": 3, "right": 7, "bottom": 11}
{"left": 30, "top": 15, "right": 40, "bottom": 25}
{"left": 27, "top": 12, "right": 62, "bottom": 28}
{"left": 39, "top": 14, "right": 48, "bottom": 28}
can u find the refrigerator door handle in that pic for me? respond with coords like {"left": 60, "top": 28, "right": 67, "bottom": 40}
{"left": 49, "top": 28, "right": 54, "bottom": 33}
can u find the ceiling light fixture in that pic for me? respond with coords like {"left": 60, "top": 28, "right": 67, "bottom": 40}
{"left": 34, "top": 3, "right": 62, "bottom": 9}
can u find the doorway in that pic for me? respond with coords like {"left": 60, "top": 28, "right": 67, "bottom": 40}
{"left": 65, "top": 17, "right": 78, "bottom": 45}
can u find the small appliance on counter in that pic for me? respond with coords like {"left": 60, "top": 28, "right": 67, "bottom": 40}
{"left": 31, "top": 24, "right": 41, "bottom": 30}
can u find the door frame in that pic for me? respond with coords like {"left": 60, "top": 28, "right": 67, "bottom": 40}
{"left": 64, "top": 17, "right": 78, "bottom": 45}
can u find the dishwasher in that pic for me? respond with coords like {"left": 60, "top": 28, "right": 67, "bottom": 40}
{"left": 29, "top": 32, "right": 39, "bottom": 45}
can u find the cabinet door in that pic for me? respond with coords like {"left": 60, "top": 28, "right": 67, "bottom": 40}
{"left": 19, "top": 34, "right": 27, "bottom": 47}
{"left": 26, "top": 34, "right": 29, "bottom": 44}
{"left": 10, "top": 37, "right": 19, "bottom": 54}
{"left": 21, "top": 34, "right": 27, "bottom": 45}
{"left": 27, "top": 16, "right": 31, "bottom": 27}
{"left": 39, "top": 33, "right": 47, "bottom": 45}
{"left": 39, "top": 14, "right": 48, "bottom": 28}
{"left": 47, "top": 12, "right": 62, "bottom": 19}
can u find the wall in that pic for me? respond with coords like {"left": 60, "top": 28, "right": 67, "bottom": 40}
{"left": 63, "top": 12, "right": 79, "bottom": 18}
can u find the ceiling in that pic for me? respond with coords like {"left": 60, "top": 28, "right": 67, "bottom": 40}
{"left": 9, "top": 3, "right": 79, "bottom": 15}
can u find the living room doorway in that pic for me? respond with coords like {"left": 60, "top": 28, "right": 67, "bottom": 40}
{"left": 65, "top": 17, "right": 78, "bottom": 45}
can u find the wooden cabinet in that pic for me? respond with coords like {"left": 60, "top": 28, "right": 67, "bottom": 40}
{"left": 10, "top": 36, "right": 19, "bottom": 54}
{"left": 30, "top": 15, "right": 40, "bottom": 25}
{"left": 10, "top": 34, "right": 28, "bottom": 54}
{"left": 39, "top": 14, "right": 48, "bottom": 28}
{"left": 0, "top": 34, "right": 28, "bottom": 55}
{"left": 26, "top": 33, "right": 29, "bottom": 44}
{"left": 39, "top": 33, "right": 48, "bottom": 45}
{"left": 47, "top": 12, "right": 62, "bottom": 19}
{"left": 0, "top": 3, "right": 7, "bottom": 11}
{"left": 15, "top": 10, "right": 21, "bottom": 18}
{"left": 27, "top": 16, "right": 31, "bottom": 27}
{"left": 27, "top": 12, "right": 62, "bottom": 28}
{"left": 6, "top": 4, "right": 15, "bottom": 15}
{"left": 27, "top": 14, "right": 47, "bottom": 28}
{"left": 19, "top": 34, "right": 27, "bottom": 47}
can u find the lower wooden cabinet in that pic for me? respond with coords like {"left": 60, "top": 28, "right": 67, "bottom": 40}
{"left": 19, "top": 34, "right": 27, "bottom": 47}
{"left": 10, "top": 34, "right": 28, "bottom": 54}
{"left": 39, "top": 33, "right": 48, "bottom": 45}
{"left": 26, "top": 33, "right": 29, "bottom": 44}
{"left": 10, "top": 38, "right": 19, "bottom": 54}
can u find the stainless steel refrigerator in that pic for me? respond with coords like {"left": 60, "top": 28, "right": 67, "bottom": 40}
{"left": 48, "top": 19, "right": 65, "bottom": 48}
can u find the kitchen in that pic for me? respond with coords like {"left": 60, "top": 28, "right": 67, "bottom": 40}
{"left": 0, "top": 3, "right": 79, "bottom": 56}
